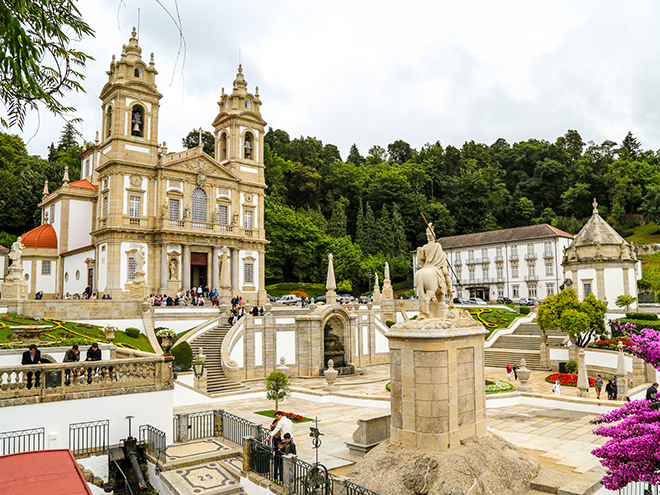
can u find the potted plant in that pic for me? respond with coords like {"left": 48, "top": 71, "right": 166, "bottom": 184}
{"left": 156, "top": 328, "right": 177, "bottom": 353}
{"left": 101, "top": 324, "right": 118, "bottom": 343}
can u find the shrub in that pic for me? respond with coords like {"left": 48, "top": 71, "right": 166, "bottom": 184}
{"left": 125, "top": 327, "right": 141, "bottom": 339}
{"left": 625, "top": 312, "right": 658, "bottom": 321}
{"left": 386, "top": 320, "right": 395, "bottom": 328}
{"left": 519, "top": 306, "right": 530, "bottom": 315}
{"left": 564, "top": 359, "right": 578, "bottom": 374}
{"left": 171, "top": 341, "right": 193, "bottom": 371}
{"left": 614, "top": 319, "right": 660, "bottom": 332}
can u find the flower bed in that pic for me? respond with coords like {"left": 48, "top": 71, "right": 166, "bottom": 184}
{"left": 485, "top": 378, "right": 515, "bottom": 394}
{"left": 588, "top": 337, "right": 632, "bottom": 350}
{"left": 254, "top": 410, "right": 314, "bottom": 423}
{"left": 545, "top": 373, "right": 595, "bottom": 387}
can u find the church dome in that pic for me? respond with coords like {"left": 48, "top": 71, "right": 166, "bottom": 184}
{"left": 22, "top": 224, "right": 58, "bottom": 249}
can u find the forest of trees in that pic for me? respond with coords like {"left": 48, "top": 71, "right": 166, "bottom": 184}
{"left": 2, "top": 126, "right": 659, "bottom": 294}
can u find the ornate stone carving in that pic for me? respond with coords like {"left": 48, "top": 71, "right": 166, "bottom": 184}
{"left": 129, "top": 174, "right": 142, "bottom": 188}
{"left": 415, "top": 223, "right": 454, "bottom": 319}
{"left": 196, "top": 173, "right": 207, "bottom": 187}
{"left": 245, "top": 193, "right": 253, "bottom": 202}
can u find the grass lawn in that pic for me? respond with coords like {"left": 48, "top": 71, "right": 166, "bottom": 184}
{"left": 254, "top": 410, "right": 314, "bottom": 423}
{"left": 485, "top": 378, "right": 515, "bottom": 394}
{"left": 625, "top": 222, "right": 660, "bottom": 245}
{"left": 0, "top": 314, "right": 154, "bottom": 352}
{"left": 466, "top": 307, "right": 521, "bottom": 337}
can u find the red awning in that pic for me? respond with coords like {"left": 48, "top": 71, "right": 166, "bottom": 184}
{"left": 0, "top": 449, "right": 92, "bottom": 494}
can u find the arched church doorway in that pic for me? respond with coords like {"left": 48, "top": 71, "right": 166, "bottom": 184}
{"left": 323, "top": 316, "right": 346, "bottom": 370}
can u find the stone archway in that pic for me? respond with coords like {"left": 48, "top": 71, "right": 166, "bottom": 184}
{"left": 323, "top": 316, "right": 345, "bottom": 369}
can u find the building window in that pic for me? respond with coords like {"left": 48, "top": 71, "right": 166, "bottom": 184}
{"left": 129, "top": 195, "right": 141, "bottom": 218}
{"left": 483, "top": 266, "right": 489, "bottom": 281}
{"left": 218, "top": 205, "right": 228, "bottom": 225}
{"left": 584, "top": 282, "right": 592, "bottom": 297}
{"left": 545, "top": 241, "right": 552, "bottom": 255}
{"left": 245, "top": 98, "right": 252, "bottom": 109}
{"left": 128, "top": 257, "right": 136, "bottom": 280}
{"left": 481, "top": 248, "right": 488, "bottom": 260}
{"left": 455, "top": 252, "right": 461, "bottom": 263}
{"left": 547, "top": 283, "right": 555, "bottom": 296}
{"left": 49, "top": 205, "right": 55, "bottom": 223}
{"left": 497, "top": 266, "right": 503, "bottom": 280}
{"left": 512, "top": 264, "right": 518, "bottom": 278}
{"left": 529, "top": 285, "right": 537, "bottom": 298}
{"left": 106, "top": 106, "right": 113, "bottom": 137}
{"left": 131, "top": 105, "right": 144, "bottom": 137}
{"left": 103, "top": 195, "right": 108, "bottom": 217}
{"left": 244, "top": 262, "right": 254, "bottom": 284}
{"left": 496, "top": 246, "right": 502, "bottom": 259}
{"left": 75, "top": 270, "right": 80, "bottom": 281}
{"left": 244, "top": 132, "right": 253, "bottom": 159}
{"left": 42, "top": 261, "right": 51, "bottom": 275}
{"left": 219, "top": 132, "right": 228, "bottom": 161}
{"left": 498, "top": 286, "right": 504, "bottom": 297}
{"left": 545, "top": 262, "right": 553, "bottom": 276}
{"left": 469, "top": 268, "right": 475, "bottom": 283}
{"left": 468, "top": 250, "right": 474, "bottom": 262}
{"left": 192, "top": 188, "right": 207, "bottom": 222}
{"left": 169, "top": 198, "right": 180, "bottom": 219}
{"left": 511, "top": 245, "right": 518, "bottom": 256}
{"left": 244, "top": 210, "right": 253, "bottom": 230}
{"left": 527, "top": 243, "right": 534, "bottom": 254}
{"left": 134, "top": 66, "right": 142, "bottom": 78}
{"left": 529, "top": 264, "right": 536, "bottom": 277}
{"left": 512, "top": 285, "right": 519, "bottom": 297}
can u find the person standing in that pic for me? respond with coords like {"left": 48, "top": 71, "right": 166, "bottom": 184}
{"left": 594, "top": 375, "right": 603, "bottom": 400}
{"left": 21, "top": 344, "right": 41, "bottom": 365}
{"left": 273, "top": 433, "right": 297, "bottom": 483}
{"left": 605, "top": 379, "right": 614, "bottom": 400}
{"left": 266, "top": 411, "right": 294, "bottom": 445}
{"left": 506, "top": 364, "right": 512, "bottom": 380}
{"left": 612, "top": 377, "right": 618, "bottom": 400}
{"left": 552, "top": 379, "right": 561, "bottom": 395}
{"left": 513, "top": 363, "right": 519, "bottom": 380}
{"left": 646, "top": 382, "right": 659, "bottom": 400}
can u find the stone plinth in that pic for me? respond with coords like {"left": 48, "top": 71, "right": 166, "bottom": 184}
{"left": 1, "top": 268, "right": 28, "bottom": 301}
{"left": 386, "top": 312, "right": 487, "bottom": 451}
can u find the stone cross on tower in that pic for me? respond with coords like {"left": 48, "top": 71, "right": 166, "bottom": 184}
{"left": 593, "top": 198, "right": 598, "bottom": 215}
{"left": 197, "top": 127, "right": 204, "bottom": 148}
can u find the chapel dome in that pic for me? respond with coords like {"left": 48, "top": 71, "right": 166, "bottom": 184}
{"left": 22, "top": 223, "right": 58, "bottom": 249}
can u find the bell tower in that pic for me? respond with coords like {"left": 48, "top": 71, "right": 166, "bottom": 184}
{"left": 212, "top": 65, "right": 267, "bottom": 184}
{"left": 98, "top": 27, "right": 162, "bottom": 168}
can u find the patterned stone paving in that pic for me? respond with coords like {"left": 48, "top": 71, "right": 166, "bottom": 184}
{"left": 161, "top": 461, "right": 243, "bottom": 495}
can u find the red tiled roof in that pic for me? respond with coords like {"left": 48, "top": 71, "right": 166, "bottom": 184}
{"left": 68, "top": 179, "right": 98, "bottom": 190}
{"left": 0, "top": 449, "right": 92, "bottom": 494}
{"left": 22, "top": 223, "right": 58, "bottom": 249}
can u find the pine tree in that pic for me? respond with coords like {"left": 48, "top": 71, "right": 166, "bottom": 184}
{"left": 363, "top": 202, "right": 377, "bottom": 255}
{"left": 621, "top": 131, "right": 641, "bottom": 159}
{"left": 355, "top": 199, "right": 366, "bottom": 247}
{"left": 376, "top": 205, "right": 394, "bottom": 255}
{"left": 346, "top": 143, "right": 365, "bottom": 165}
{"left": 57, "top": 122, "right": 79, "bottom": 152}
{"left": 391, "top": 203, "right": 408, "bottom": 254}
{"left": 328, "top": 201, "right": 347, "bottom": 238}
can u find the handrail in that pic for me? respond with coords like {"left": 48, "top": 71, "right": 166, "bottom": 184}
{"left": 221, "top": 319, "right": 245, "bottom": 370}
{"left": 484, "top": 311, "right": 537, "bottom": 348}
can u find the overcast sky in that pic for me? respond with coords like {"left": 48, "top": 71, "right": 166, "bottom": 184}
{"left": 10, "top": 0, "right": 660, "bottom": 160}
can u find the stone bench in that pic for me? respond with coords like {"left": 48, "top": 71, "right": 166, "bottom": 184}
{"left": 345, "top": 413, "right": 391, "bottom": 457}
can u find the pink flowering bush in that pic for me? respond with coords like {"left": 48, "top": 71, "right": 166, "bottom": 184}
{"left": 591, "top": 321, "right": 660, "bottom": 489}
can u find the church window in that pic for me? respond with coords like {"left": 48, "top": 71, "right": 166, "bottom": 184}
{"left": 106, "top": 106, "right": 113, "bottom": 137}
{"left": 169, "top": 199, "right": 180, "bottom": 219}
{"left": 245, "top": 98, "right": 252, "bottom": 109}
{"left": 42, "top": 261, "right": 51, "bottom": 275}
{"left": 583, "top": 282, "right": 592, "bottom": 297}
{"left": 131, "top": 105, "right": 144, "bottom": 137}
{"left": 192, "top": 188, "right": 207, "bottom": 222}
{"left": 244, "top": 210, "right": 253, "bottom": 230}
{"left": 103, "top": 195, "right": 108, "bottom": 217}
{"left": 128, "top": 257, "right": 136, "bottom": 280}
{"left": 244, "top": 132, "right": 253, "bottom": 159}
{"left": 219, "top": 133, "right": 228, "bottom": 161}
{"left": 75, "top": 270, "right": 80, "bottom": 281}
{"left": 134, "top": 66, "right": 142, "bottom": 78}
{"left": 244, "top": 262, "right": 254, "bottom": 284}
{"left": 50, "top": 205, "right": 55, "bottom": 223}
{"left": 129, "top": 195, "right": 141, "bottom": 218}
{"left": 218, "top": 205, "right": 228, "bottom": 224}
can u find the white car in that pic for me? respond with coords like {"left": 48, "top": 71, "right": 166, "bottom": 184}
{"left": 278, "top": 294, "right": 301, "bottom": 306}
{"left": 468, "top": 297, "right": 487, "bottom": 305}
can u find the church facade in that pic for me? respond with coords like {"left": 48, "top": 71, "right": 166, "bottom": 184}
{"left": 18, "top": 29, "right": 268, "bottom": 303}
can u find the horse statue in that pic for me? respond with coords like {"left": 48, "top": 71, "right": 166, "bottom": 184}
{"left": 415, "top": 224, "right": 454, "bottom": 319}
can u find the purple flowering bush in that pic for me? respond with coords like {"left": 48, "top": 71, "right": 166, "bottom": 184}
{"left": 591, "top": 322, "right": 660, "bottom": 489}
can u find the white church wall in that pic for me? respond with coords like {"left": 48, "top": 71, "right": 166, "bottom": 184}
{"left": 603, "top": 268, "right": 624, "bottom": 306}
{"left": 276, "top": 331, "right": 295, "bottom": 364}
{"left": 35, "top": 260, "right": 57, "bottom": 295}
{"left": 22, "top": 260, "right": 32, "bottom": 294}
{"left": 0, "top": 389, "right": 174, "bottom": 449}
{"left": 229, "top": 336, "right": 244, "bottom": 367}
{"left": 576, "top": 268, "right": 596, "bottom": 299}
{"left": 51, "top": 201, "right": 61, "bottom": 243}
{"left": 63, "top": 250, "right": 94, "bottom": 295}
{"left": 68, "top": 199, "right": 93, "bottom": 251}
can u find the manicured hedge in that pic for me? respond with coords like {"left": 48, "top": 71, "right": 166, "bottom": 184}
{"left": 171, "top": 341, "right": 193, "bottom": 371}
{"left": 614, "top": 319, "right": 660, "bottom": 332}
{"left": 519, "top": 306, "right": 530, "bottom": 315}
{"left": 625, "top": 312, "right": 658, "bottom": 321}
{"left": 125, "top": 327, "right": 141, "bottom": 339}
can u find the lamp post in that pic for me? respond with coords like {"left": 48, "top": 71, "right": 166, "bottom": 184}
{"left": 193, "top": 360, "right": 205, "bottom": 379}
{"left": 368, "top": 268, "right": 372, "bottom": 294}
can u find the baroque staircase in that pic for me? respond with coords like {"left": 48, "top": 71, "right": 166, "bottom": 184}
{"left": 189, "top": 322, "right": 246, "bottom": 394}
{"left": 484, "top": 322, "right": 566, "bottom": 370}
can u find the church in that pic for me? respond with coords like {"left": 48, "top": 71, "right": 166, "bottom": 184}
{"left": 16, "top": 29, "right": 268, "bottom": 303}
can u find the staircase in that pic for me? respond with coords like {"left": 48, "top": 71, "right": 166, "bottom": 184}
{"left": 189, "top": 323, "right": 246, "bottom": 394}
{"left": 484, "top": 323, "right": 566, "bottom": 370}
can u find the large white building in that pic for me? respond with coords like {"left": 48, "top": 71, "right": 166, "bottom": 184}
{"left": 429, "top": 224, "right": 574, "bottom": 302}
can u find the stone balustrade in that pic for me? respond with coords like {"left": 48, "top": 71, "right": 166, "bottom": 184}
{"left": 0, "top": 355, "right": 173, "bottom": 407}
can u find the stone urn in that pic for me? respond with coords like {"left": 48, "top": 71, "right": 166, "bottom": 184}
{"left": 103, "top": 329, "right": 115, "bottom": 343}
{"left": 323, "top": 359, "right": 339, "bottom": 391}
{"left": 160, "top": 336, "right": 173, "bottom": 354}
{"left": 12, "top": 325, "right": 52, "bottom": 345}
{"left": 516, "top": 358, "right": 532, "bottom": 392}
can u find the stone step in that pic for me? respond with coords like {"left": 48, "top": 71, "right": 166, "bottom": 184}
{"left": 189, "top": 324, "right": 245, "bottom": 394}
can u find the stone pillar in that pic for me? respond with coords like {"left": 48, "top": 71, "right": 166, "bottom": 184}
{"left": 242, "top": 437, "right": 254, "bottom": 473}
{"left": 386, "top": 315, "right": 487, "bottom": 451}
{"left": 214, "top": 409, "right": 223, "bottom": 437}
{"left": 177, "top": 413, "right": 189, "bottom": 443}
{"left": 212, "top": 247, "right": 220, "bottom": 290}
{"left": 617, "top": 342, "right": 629, "bottom": 398}
{"left": 577, "top": 348, "right": 590, "bottom": 398}
{"left": 231, "top": 247, "right": 239, "bottom": 294}
{"left": 326, "top": 253, "right": 337, "bottom": 304}
{"left": 182, "top": 244, "right": 190, "bottom": 289}
{"left": 282, "top": 454, "right": 296, "bottom": 493}
{"left": 334, "top": 477, "right": 349, "bottom": 495}
{"left": 539, "top": 331, "right": 549, "bottom": 369}
{"left": 160, "top": 244, "right": 168, "bottom": 291}
{"left": 219, "top": 250, "right": 231, "bottom": 304}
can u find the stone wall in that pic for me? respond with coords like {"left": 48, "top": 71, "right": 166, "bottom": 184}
{"left": 4, "top": 300, "right": 143, "bottom": 319}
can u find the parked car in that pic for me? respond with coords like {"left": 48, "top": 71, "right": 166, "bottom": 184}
{"left": 453, "top": 297, "right": 470, "bottom": 304}
{"left": 278, "top": 294, "right": 301, "bottom": 306}
{"left": 518, "top": 297, "right": 536, "bottom": 306}
{"left": 496, "top": 297, "right": 513, "bottom": 304}
{"left": 267, "top": 293, "right": 278, "bottom": 302}
{"left": 313, "top": 295, "right": 326, "bottom": 304}
{"left": 337, "top": 294, "right": 353, "bottom": 304}
{"left": 468, "top": 297, "right": 487, "bottom": 305}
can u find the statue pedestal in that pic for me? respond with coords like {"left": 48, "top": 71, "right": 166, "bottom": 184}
{"left": 1, "top": 267, "right": 28, "bottom": 301}
{"left": 130, "top": 270, "right": 147, "bottom": 300}
{"left": 386, "top": 312, "right": 487, "bottom": 452}
{"left": 326, "top": 289, "right": 337, "bottom": 305}
{"left": 382, "top": 279, "right": 394, "bottom": 300}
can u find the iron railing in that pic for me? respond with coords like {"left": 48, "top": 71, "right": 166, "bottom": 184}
{"left": 619, "top": 483, "right": 660, "bottom": 495}
{"left": 345, "top": 479, "right": 381, "bottom": 495}
{"left": 139, "top": 425, "right": 166, "bottom": 465}
{"left": 253, "top": 441, "right": 275, "bottom": 481}
{"left": 293, "top": 456, "right": 314, "bottom": 494}
{"left": 0, "top": 427, "right": 45, "bottom": 455}
{"left": 69, "top": 419, "right": 109, "bottom": 456}
{"left": 187, "top": 411, "right": 215, "bottom": 440}
{"left": 221, "top": 411, "right": 254, "bottom": 445}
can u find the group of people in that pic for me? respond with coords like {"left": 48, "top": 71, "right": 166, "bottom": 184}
{"left": 264, "top": 411, "right": 297, "bottom": 483}
{"left": 151, "top": 287, "right": 227, "bottom": 307}
{"left": 21, "top": 342, "right": 102, "bottom": 365}
{"left": 505, "top": 363, "right": 519, "bottom": 380}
